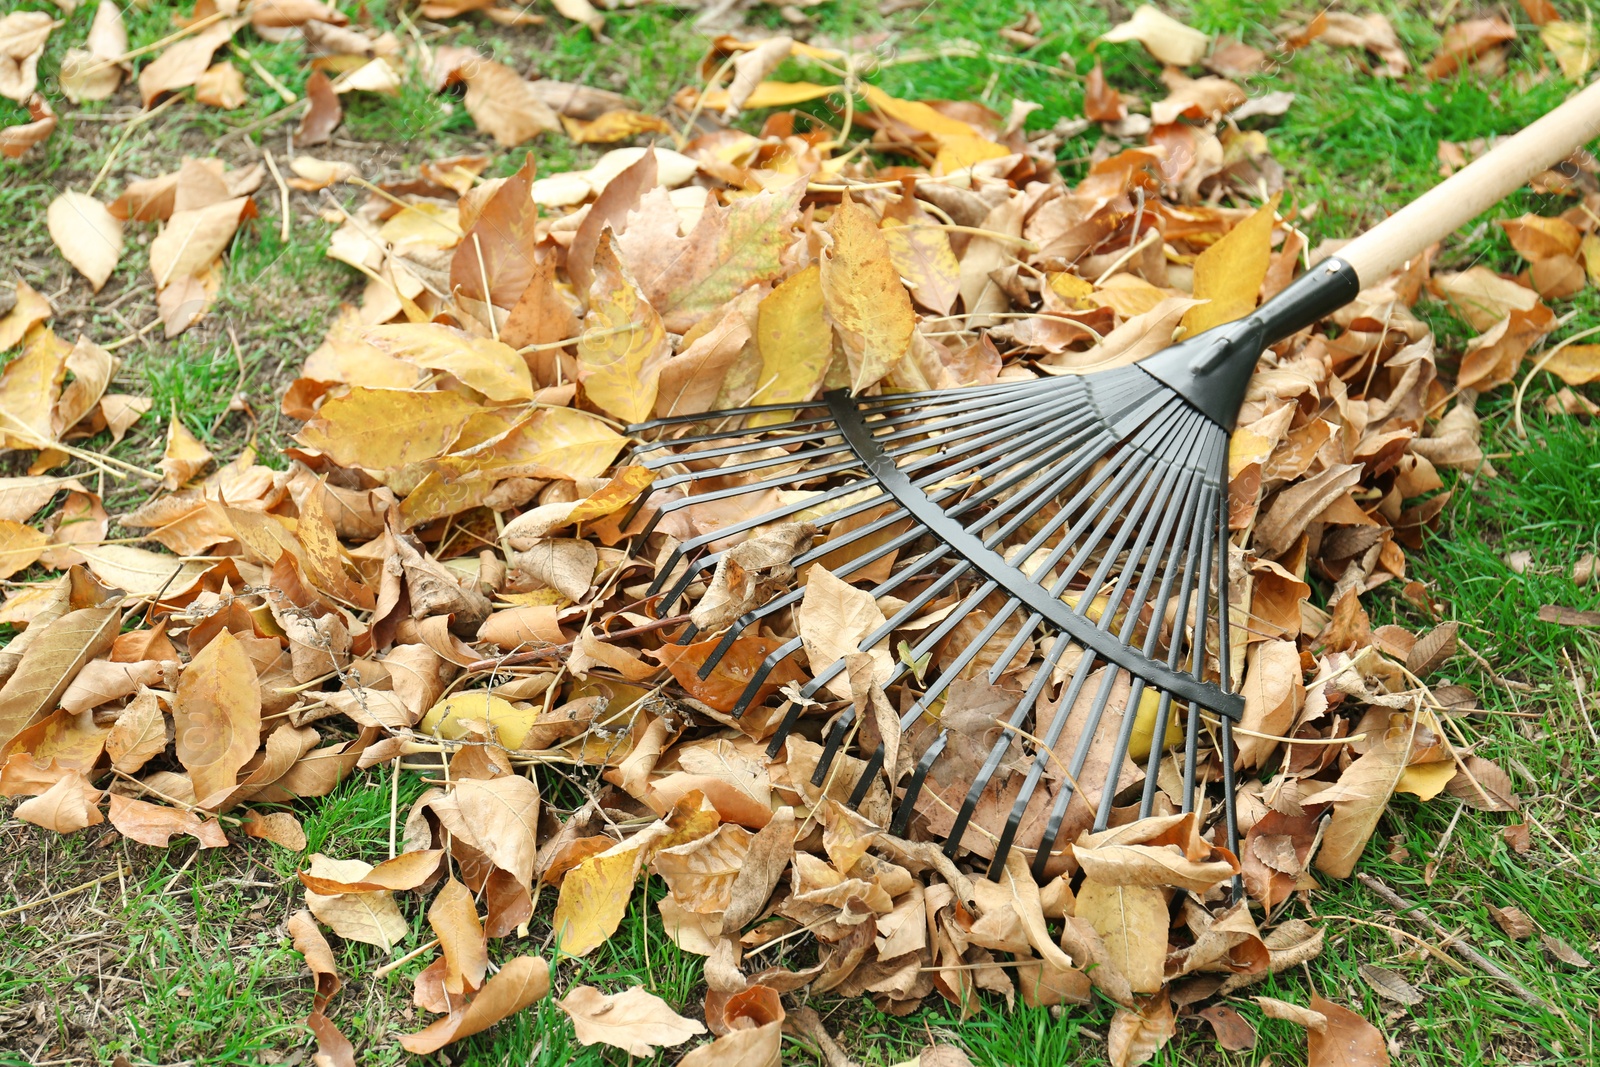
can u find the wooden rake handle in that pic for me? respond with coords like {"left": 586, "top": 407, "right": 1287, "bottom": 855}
{"left": 1338, "top": 77, "right": 1600, "bottom": 285}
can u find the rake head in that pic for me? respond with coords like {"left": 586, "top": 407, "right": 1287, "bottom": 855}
{"left": 621, "top": 261, "right": 1358, "bottom": 880}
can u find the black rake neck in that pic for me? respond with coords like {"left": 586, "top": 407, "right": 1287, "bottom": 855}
{"left": 1137, "top": 256, "right": 1361, "bottom": 429}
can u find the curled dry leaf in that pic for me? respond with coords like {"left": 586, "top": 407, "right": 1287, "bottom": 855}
{"left": 399, "top": 955, "right": 551, "bottom": 1053}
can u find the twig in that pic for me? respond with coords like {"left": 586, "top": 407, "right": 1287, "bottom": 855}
{"left": 1561, "top": 648, "right": 1598, "bottom": 745}
{"left": 232, "top": 43, "right": 296, "bottom": 104}
{"left": 80, "top": 11, "right": 227, "bottom": 77}
{"left": 0, "top": 866, "right": 129, "bottom": 920}
{"left": 87, "top": 95, "right": 182, "bottom": 198}
{"left": 373, "top": 937, "right": 439, "bottom": 977}
{"left": 1356, "top": 873, "right": 1560, "bottom": 1015}
{"left": 262, "top": 147, "right": 291, "bottom": 243}
{"left": 1513, "top": 323, "right": 1600, "bottom": 439}
{"left": 1092, "top": 226, "right": 1162, "bottom": 287}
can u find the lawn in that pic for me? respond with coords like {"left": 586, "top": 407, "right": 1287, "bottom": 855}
{"left": 1, "top": 0, "right": 1598, "bottom": 1064}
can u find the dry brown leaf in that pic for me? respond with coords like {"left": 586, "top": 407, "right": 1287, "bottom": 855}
{"left": 1101, "top": 5, "right": 1209, "bottom": 66}
{"left": 1107, "top": 991, "right": 1176, "bottom": 1067}
{"left": 797, "top": 565, "right": 890, "bottom": 699}
{"left": 399, "top": 955, "right": 551, "bottom": 1053}
{"left": 195, "top": 61, "right": 247, "bottom": 109}
{"left": 1488, "top": 903, "right": 1536, "bottom": 939}
{"left": 15, "top": 770, "right": 103, "bottom": 833}
{"left": 430, "top": 877, "right": 488, "bottom": 995}
{"left": 174, "top": 630, "right": 261, "bottom": 808}
{"left": 302, "top": 854, "right": 409, "bottom": 950}
{"left": 47, "top": 192, "right": 122, "bottom": 292}
{"left": 1308, "top": 996, "right": 1389, "bottom": 1067}
{"left": 558, "top": 984, "right": 708, "bottom": 1057}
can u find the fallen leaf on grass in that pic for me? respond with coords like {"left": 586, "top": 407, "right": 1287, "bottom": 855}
{"left": 0, "top": 11, "right": 53, "bottom": 103}
{"left": 1307, "top": 995, "right": 1389, "bottom": 1067}
{"left": 562, "top": 109, "right": 672, "bottom": 143}
{"left": 1540, "top": 935, "right": 1592, "bottom": 968}
{"left": 0, "top": 93, "right": 55, "bottom": 158}
{"left": 1101, "top": 5, "right": 1209, "bottom": 66}
{"left": 1357, "top": 964, "right": 1422, "bottom": 1005}
{"left": 399, "top": 955, "right": 550, "bottom": 1052}
{"left": 431, "top": 877, "right": 488, "bottom": 995}
{"left": 296, "top": 69, "right": 341, "bottom": 146}
{"left": 1107, "top": 991, "right": 1176, "bottom": 1067}
{"left": 1541, "top": 21, "right": 1599, "bottom": 82}
{"left": 450, "top": 56, "right": 560, "bottom": 146}
{"left": 1488, "top": 904, "right": 1536, "bottom": 939}
{"left": 1423, "top": 18, "right": 1516, "bottom": 79}
{"left": 195, "top": 61, "right": 247, "bottom": 109}
{"left": 15, "top": 770, "right": 103, "bottom": 832}
{"left": 174, "top": 630, "right": 261, "bottom": 808}
{"left": 1198, "top": 1004, "right": 1256, "bottom": 1050}
{"left": 58, "top": 0, "right": 125, "bottom": 103}
{"left": 558, "top": 984, "right": 708, "bottom": 1057}
{"left": 107, "top": 792, "right": 227, "bottom": 847}
{"left": 137, "top": 19, "right": 238, "bottom": 106}
{"left": 302, "top": 854, "right": 409, "bottom": 950}
{"left": 46, "top": 192, "right": 122, "bottom": 292}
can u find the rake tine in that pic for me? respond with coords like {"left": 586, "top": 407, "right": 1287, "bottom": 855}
{"left": 653, "top": 384, "right": 1110, "bottom": 605}
{"left": 889, "top": 731, "right": 949, "bottom": 837}
{"left": 949, "top": 631, "right": 1070, "bottom": 862}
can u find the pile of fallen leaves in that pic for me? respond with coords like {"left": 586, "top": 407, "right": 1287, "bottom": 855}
{"left": 4, "top": 2, "right": 1600, "bottom": 1063}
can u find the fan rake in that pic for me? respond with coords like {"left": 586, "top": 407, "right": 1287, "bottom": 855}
{"left": 618, "top": 82, "right": 1600, "bottom": 880}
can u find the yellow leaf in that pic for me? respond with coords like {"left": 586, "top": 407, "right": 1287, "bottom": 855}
{"left": 1100, "top": 4, "right": 1210, "bottom": 66}
{"left": 1076, "top": 879, "right": 1168, "bottom": 994}
{"left": 1540, "top": 21, "right": 1598, "bottom": 82}
{"left": 174, "top": 630, "right": 262, "bottom": 808}
{"left": 749, "top": 264, "right": 831, "bottom": 427}
{"left": 0, "top": 326, "right": 68, "bottom": 451}
{"left": 561, "top": 109, "right": 673, "bottom": 144}
{"left": 366, "top": 323, "right": 533, "bottom": 402}
{"left": 820, "top": 198, "right": 914, "bottom": 393}
{"left": 578, "top": 234, "right": 671, "bottom": 423}
{"left": 859, "top": 84, "right": 978, "bottom": 140}
{"left": 935, "top": 133, "right": 1013, "bottom": 174}
{"left": 1540, "top": 344, "right": 1600, "bottom": 386}
{"left": 376, "top": 201, "right": 461, "bottom": 252}
{"left": 421, "top": 692, "right": 539, "bottom": 750}
{"left": 552, "top": 841, "right": 645, "bottom": 956}
{"left": 296, "top": 387, "right": 483, "bottom": 471}
{"left": 690, "top": 80, "right": 838, "bottom": 111}
{"left": 1582, "top": 232, "right": 1600, "bottom": 287}
{"left": 1181, "top": 193, "right": 1281, "bottom": 337}
{"left": 0, "top": 519, "right": 47, "bottom": 580}
{"left": 1395, "top": 760, "right": 1456, "bottom": 801}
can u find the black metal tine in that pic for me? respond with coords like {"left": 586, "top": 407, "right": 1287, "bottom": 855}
{"left": 800, "top": 410, "right": 1188, "bottom": 777}
{"left": 888, "top": 731, "right": 949, "bottom": 835}
{"left": 947, "top": 630, "right": 1072, "bottom": 861}
{"left": 1123, "top": 463, "right": 1214, "bottom": 817}
{"left": 632, "top": 417, "right": 844, "bottom": 463}
{"left": 1042, "top": 408, "right": 1206, "bottom": 615}
{"left": 703, "top": 404, "right": 1121, "bottom": 671}
{"left": 1011, "top": 418, "right": 1215, "bottom": 876}
{"left": 1212, "top": 482, "right": 1243, "bottom": 880}
{"left": 1010, "top": 646, "right": 1107, "bottom": 880}
{"left": 647, "top": 382, "right": 1107, "bottom": 603}
{"left": 645, "top": 381, "right": 1057, "bottom": 489}
{"left": 1076, "top": 436, "right": 1213, "bottom": 834}
{"left": 1181, "top": 462, "right": 1222, "bottom": 814}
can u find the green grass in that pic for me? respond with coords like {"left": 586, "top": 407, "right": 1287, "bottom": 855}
{"left": 3, "top": 0, "right": 1600, "bottom": 1063}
